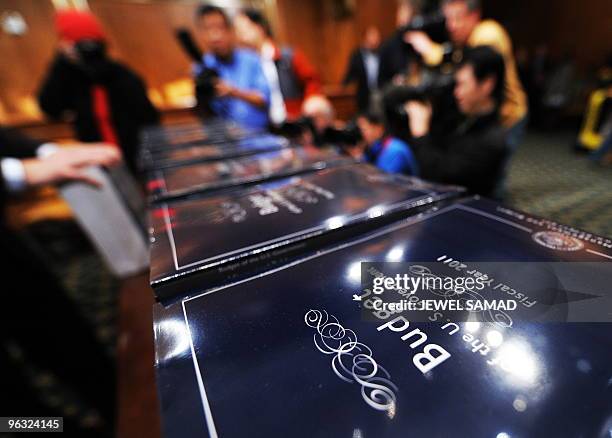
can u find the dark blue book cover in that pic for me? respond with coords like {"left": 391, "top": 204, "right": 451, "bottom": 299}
{"left": 141, "top": 120, "right": 260, "bottom": 152}
{"left": 142, "top": 134, "right": 289, "bottom": 170}
{"left": 154, "top": 197, "right": 612, "bottom": 438}
{"left": 149, "top": 164, "right": 463, "bottom": 300}
{"left": 147, "top": 146, "right": 349, "bottom": 202}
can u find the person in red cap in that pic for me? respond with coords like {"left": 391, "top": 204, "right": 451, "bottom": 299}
{"left": 38, "top": 9, "right": 159, "bottom": 175}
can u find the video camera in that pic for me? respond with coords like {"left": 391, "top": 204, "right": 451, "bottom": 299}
{"left": 175, "top": 28, "right": 220, "bottom": 117}
{"left": 383, "top": 72, "right": 458, "bottom": 139}
{"left": 398, "top": 12, "right": 446, "bottom": 36}
{"left": 273, "top": 117, "right": 362, "bottom": 148}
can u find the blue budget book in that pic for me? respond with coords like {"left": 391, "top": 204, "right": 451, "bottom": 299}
{"left": 154, "top": 197, "right": 612, "bottom": 437}
{"left": 148, "top": 164, "right": 463, "bottom": 301}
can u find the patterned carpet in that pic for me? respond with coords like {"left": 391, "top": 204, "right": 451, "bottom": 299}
{"left": 506, "top": 130, "right": 612, "bottom": 238}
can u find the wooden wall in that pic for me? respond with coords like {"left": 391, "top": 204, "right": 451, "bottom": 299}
{"left": 1, "top": 0, "right": 610, "bottom": 125}
{"left": 487, "top": 0, "right": 612, "bottom": 69}
{"left": 0, "top": 0, "right": 57, "bottom": 122}
{"left": 275, "top": 0, "right": 397, "bottom": 85}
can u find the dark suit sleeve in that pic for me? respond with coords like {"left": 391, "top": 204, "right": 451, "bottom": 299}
{"left": 377, "top": 39, "right": 395, "bottom": 88}
{"left": 37, "top": 54, "right": 76, "bottom": 120}
{"left": 342, "top": 50, "right": 360, "bottom": 86}
{"left": 0, "top": 127, "right": 42, "bottom": 159}
{"left": 135, "top": 77, "right": 160, "bottom": 126}
{"left": 0, "top": 127, "right": 43, "bottom": 204}
{"left": 126, "top": 71, "right": 160, "bottom": 127}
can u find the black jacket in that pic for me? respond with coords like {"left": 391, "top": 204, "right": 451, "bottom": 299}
{"left": 0, "top": 128, "right": 40, "bottom": 223}
{"left": 343, "top": 48, "right": 377, "bottom": 113}
{"left": 377, "top": 31, "right": 420, "bottom": 89}
{"left": 411, "top": 111, "right": 508, "bottom": 197}
{"left": 38, "top": 54, "right": 160, "bottom": 173}
{"left": 0, "top": 127, "right": 116, "bottom": 420}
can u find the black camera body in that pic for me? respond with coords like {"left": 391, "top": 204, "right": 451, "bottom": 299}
{"left": 399, "top": 12, "right": 446, "bottom": 35}
{"left": 75, "top": 39, "right": 107, "bottom": 63}
{"left": 194, "top": 67, "right": 220, "bottom": 116}
{"left": 383, "top": 73, "right": 458, "bottom": 140}
{"left": 272, "top": 117, "right": 362, "bottom": 148}
{"left": 174, "top": 28, "right": 221, "bottom": 117}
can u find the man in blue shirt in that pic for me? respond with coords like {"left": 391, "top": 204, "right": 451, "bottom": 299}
{"left": 357, "top": 111, "right": 419, "bottom": 175}
{"left": 195, "top": 5, "right": 270, "bottom": 129}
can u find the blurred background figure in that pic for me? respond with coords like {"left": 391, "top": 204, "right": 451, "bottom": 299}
{"left": 342, "top": 26, "right": 381, "bottom": 113}
{"left": 578, "top": 53, "right": 612, "bottom": 163}
{"left": 402, "top": 46, "right": 508, "bottom": 196}
{"left": 194, "top": 4, "right": 270, "bottom": 129}
{"left": 405, "top": 0, "right": 528, "bottom": 150}
{"left": 301, "top": 94, "right": 337, "bottom": 147}
{"left": 0, "top": 127, "right": 120, "bottom": 435}
{"left": 377, "top": 0, "right": 425, "bottom": 89}
{"left": 235, "top": 8, "right": 321, "bottom": 126}
{"left": 357, "top": 110, "right": 418, "bottom": 175}
{"left": 37, "top": 9, "right": 159, "bottom": 176}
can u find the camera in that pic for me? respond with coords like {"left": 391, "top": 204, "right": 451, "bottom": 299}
{"left": 194, "top": 66, "right": 220, "bottom": 116}
{"left": 75, "top": 39, "right": 107, "bottom": 63}
{"left": 276, "top": 117, "right": 362, "bottom": 147}
{"left": 398, "top": 12, "right": 446, "bottom": 35}
{"left": 383, "top": 72, "right": 458, "bottom": 139}
{"left": 74, "top": 39, "right": 111, "bottom": 80}
{"left": 174, "top": 28, "right": 221, "bottom": 117}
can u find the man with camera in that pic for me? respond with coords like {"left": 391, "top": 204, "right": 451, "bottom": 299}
{"left": 403, "top": 46, "right": 507, "bottom": 197}
{"left": 194, "top": 5, "right": 270, "bottom": 130}
{"left": 405, "top": 0, "right": 527, "bottom": 150}
{"left": 378, "top": 0, "right": 425, "bottom": 89}
{"left": 38, "top": 10, "right": 159, "bottom": 175}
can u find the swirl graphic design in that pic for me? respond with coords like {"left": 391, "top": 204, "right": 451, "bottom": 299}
{"left": 304, "top": 309, "right": 398, "bottom": 413}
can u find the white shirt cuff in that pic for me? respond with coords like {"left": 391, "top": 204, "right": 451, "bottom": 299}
{"left": 1, "top": 157, "right": 27, "bottom": 192}
{"left": 1, "top": 143, "right": 59, "bottom": 192}
{"left": 37, "top": 142, "right": 59, "bottom": 159}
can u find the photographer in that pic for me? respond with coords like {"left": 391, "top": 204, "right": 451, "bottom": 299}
{"left": 405, "top": 0, "right": 527, "bottom": 150}
{"left": 378, "top": 0, "right": 425, "bottom": 88}
{"left": 194, "top": 5, "right": 270, "bottom": 130}
{"left": 357, "top": 111, "right": 419, "bottom": 175}
{"left": 403, "top": 46, "right": 507, "bottom": 197}
{"left": 235, "top": 8, "right": 321, "bottom": 125}
{"left": 38, "top": 10, "right": 159, "bottom": 175}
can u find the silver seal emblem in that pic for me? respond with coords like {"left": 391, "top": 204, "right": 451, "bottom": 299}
{"left": 533, "top": 231, "right": 584, "bottom": 251}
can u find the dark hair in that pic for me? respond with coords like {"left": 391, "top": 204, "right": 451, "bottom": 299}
{"left": 441, "top": 0, "right": 481, "bottom": 11}
{"left": 196, "top": 4, "right": 231, "bottom": 27}
{"left": 359, "top": 110, "right": 384, "bottom": 126}
{"left": 461, "top": 45, "right": 506, "bottom": 105}
{"left": 398, "top": 0, "right": 425, "bottom": 14}
{"left": 241, "top": 8, "right": 273, "bottom": 37}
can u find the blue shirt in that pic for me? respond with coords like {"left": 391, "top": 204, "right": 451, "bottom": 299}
{"left": 365, "top": 137, "right": 419, "bottom": 176}
{"left": 198, "top": 48, "right": 270, "bottom": 129}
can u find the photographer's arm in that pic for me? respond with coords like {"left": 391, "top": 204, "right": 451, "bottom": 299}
{"left": 215, "top": 69, "right": 269, "bottom": 109}
{"left": 230, "top": 87, "right": 267, "bottom": 108}
{"left": 37, "top": 54, "right": 75, "bottom": 119}
{"left": 404, "top": 32, "right": 444, "bottom": 66}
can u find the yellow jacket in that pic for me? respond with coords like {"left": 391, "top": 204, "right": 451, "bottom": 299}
{"left": 423, "top": 20, "right": 528, "bottom": 128}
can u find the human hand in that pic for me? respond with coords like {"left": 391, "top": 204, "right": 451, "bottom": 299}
{"left": 214, "top": 80, "right": 236, "bottom": 98}
{"left": 404, "top": 101, "right": 432, "bottom": 138}
{"left": 24, "top": 144, "right": 121, "bottom": 188}
{"left": 403, "top": 31, "right": 435, "bottom": 56}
